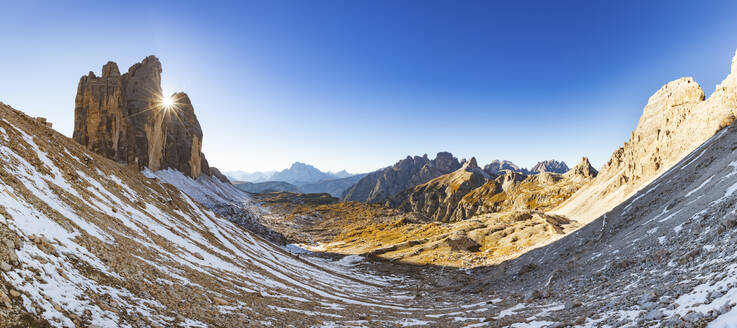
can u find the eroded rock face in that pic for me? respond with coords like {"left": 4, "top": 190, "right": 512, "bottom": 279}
{"left": 73, "top": 56, "right": 211, "bottom": 178}
{"left": 556, "top": 50, "right": 737, "bottom": 223}
{"left": 387, "top": 158, "right": 490, "bottom": 222}
{"left": 342, "top": 152, "right": 462, "bottom": 203}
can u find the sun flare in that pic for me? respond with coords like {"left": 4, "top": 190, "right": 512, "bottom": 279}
{"left": 161, "top": 95, "right": 175, "bottom": 111}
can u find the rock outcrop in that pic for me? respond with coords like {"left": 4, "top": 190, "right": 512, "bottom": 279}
{"left": 555, "top": 50, "right": 737, "bottom": 223}
{"left": 73, "top": 56, "right": 212, "bottom": 178}
{"left": 530, "top": 160, "right": 569, "bottom": 174}
{"left": 342, "top": 152, "right": 462, "bottom": 203}
{"left": 209, "top": 167, "right": 230, "bottom": 183}
{"left": 386, "top": 158, "right": 489, "bottom": 222}
{"left": 563, "top": 157, "right": 597, "bottom": 181}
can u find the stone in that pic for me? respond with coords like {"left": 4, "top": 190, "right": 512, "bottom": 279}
{"left": 209, "top": 167, "right": 230, "bottom": 183}
{"left": 0, "top": 262, "right": 11, "bottom": 272}
{"left": 386, "top": 157, "right": 489, "bottom": 222}
{"left": 73, "top": 56, "right": 213, "bottom": 179}
{"left": 342, "top": 152, "right": 462, "bottom": 203}
{"left": 212, "top": 297, "right": 229, "bottom": 306}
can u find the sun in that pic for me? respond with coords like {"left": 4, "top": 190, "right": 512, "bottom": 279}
{"left": 161, "top": 94, "right": 175, "bottom": 111}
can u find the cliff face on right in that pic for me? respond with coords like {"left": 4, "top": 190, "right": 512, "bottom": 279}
{"left": 556, "top": 50, "right": 737, "bottom": 223}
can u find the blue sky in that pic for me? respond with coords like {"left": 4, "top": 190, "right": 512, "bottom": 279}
{"left": 1, "top": 1, "right": 737, "bottom": 173}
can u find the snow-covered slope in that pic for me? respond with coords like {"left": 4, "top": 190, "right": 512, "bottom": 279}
{"left": 0, "top": 103, "right": 568, "bottom": 326}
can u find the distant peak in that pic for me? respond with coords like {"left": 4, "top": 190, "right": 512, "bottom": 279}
{"left": 531, "top": 159, "right": 569, "bottom": 174}
{"left": 435, "top": 151, "right": 453, "bottom": 160}
{"left": 579, "top": 156, "right": 591, "bottom": 166}
{"left": 290, "top": 162, "right": 310, "bottom": 168}
{"left": 463, "top": 157, "right": 478, "bottom": 169}
{"left": 566, "top": 156, "right": 597, "bottom": 179}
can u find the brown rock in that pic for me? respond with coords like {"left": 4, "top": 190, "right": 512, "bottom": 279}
{"left": 387, "top": 158, "right": 489, "bottom": 222}
{"left": 209, "top": 167, "right": 230, "bottom": 183}
{"left": 212, "top": 297, "right": 229, "bottom": 306}
{"left": 73, "top": 56, "right": 212, "bottom": 178}
{"left": 343, "top": 152, "right": 462, "bottom": 203}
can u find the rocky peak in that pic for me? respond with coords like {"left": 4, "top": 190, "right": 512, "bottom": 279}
{"left": 464, "top": 157, "right": 479, "bottom": 169}
{"left": 434, "top": 151, "right": 460, "bottom": 172}
{"left": 564, "top": 157, "right": 598, "bottom": 180}
{"left": 496, "top": 170, "right": 526, "bottom": 192}
{"left": 530, "top": 159, "right": 569, "bottom": 174}
{"left": 73, "top": 56, "right": 212, "bottom": 179}
{"left": 342, "top": 152, "right": 461, "bottom": 203}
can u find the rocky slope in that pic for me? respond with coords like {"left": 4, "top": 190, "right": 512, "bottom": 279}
{"left": 0, "top": 101, "right": 521, "bottom": 327}
{"left": 453, "top": 157, "right": 597, "bottom": 221}
{"left": 315, "top": 158, "right": 595, "bottom": 267}
{"left": 530, "top": 159, "right": 569, "bottom": 174}
{"left": 73, "top": 56, "right": 215, "bottom": 179}
{"left": 472, "top": 110, "right": 737, "bottom": 327}
{"left": 386, "top": 158, "right": 490, "bottom": 222}
{"left": 342, "top": 152, "right": 461, "bottom": 203}
{"left": 556, "top": 50, "right": 737, "bottom": 223}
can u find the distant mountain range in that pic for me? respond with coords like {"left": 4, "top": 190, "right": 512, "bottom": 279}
{"left": 226, "top": 162, "right": 363, "bottom": 197}
{"left": 225, "top": 162, "right": 355, "bottom": 184}
{"left": 224, "top": 170, "right": 276, "bottom": 183}
{"left": 233, "top": 174, "right": 367, "bottom": 197}
{"left": 343, "top": 154, "right": 572, "bottom": 203}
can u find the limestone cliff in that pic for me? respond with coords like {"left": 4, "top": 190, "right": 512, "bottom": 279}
{"left": 73, "top": 56, "right": 212, "bottom": 178}
{"left": 555, "top": 50, "right": 737, "bottom": 223}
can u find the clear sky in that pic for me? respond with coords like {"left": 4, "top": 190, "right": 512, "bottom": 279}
{"left": 1, "top": 1, "right": 737, "bottom": 173}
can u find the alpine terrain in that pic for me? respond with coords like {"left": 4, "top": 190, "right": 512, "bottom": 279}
{"left": 2, "top": 36, "right": 737, "bottom": 328}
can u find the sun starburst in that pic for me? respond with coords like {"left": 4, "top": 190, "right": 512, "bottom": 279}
{"left": 161, "top": 94, "right": 176, "bottom": 111}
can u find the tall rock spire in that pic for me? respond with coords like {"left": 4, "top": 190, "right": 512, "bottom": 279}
{"left": 73, "top": 56, "right": 211, "bottom": 179}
